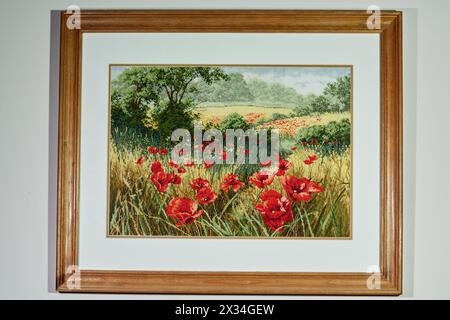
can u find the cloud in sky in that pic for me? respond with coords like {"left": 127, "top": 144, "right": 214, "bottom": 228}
{"left": 223, "top": 66, "right": 350, "bottom": 95}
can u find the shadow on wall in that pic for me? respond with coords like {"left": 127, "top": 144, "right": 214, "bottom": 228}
{"left": 48, "top": 10, "right": 60, "bottom": 293}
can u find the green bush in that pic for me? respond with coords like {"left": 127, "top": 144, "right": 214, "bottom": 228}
{"left": 151, "top": 100, "right": 199, "bottom": 144}
{"left": 271, "top": 112, "right": 289, "bottom": 121}
{"left": 296, "top": 118, "right": 351, "bottom": 155}
{"left": 219, "top": 112, "right": 250, "bottom": 131}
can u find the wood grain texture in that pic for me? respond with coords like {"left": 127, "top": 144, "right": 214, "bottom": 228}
{"left": 56, "top": 10, "right": 402, "bottom": 295}
{"left": 56, "top": 14, "right": 82, "bottom": 289}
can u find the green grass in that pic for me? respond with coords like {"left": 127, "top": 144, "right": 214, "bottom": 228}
{"left": 108, "top": 142, "right": 351, "bottom": 238}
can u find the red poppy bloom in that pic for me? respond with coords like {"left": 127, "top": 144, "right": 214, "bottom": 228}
{"left": 280, "top": 176, "right": 324, "bottom": 202}
{"left": 150, "top": 171, "right": 170, "bottom": 193}
{"left": 184, "top": 160, "right": 194, "bottom": 167}
{"left": 249, "top": 171, "right": 275, "bottom": 189}
{"left": 165, "top": 197, "right": 203, "bottom": 226}
{"left": 259, "top": 159, "right": 272, "bottom": 167}
{"left": 244, "top": 149, "right": 250, "bottom": 155}
{"left": 291, "top": 146, "right": 297, "bottom": 151}
{"left": 158, "top": 148, "right": 168, "bottom": 155}
{"left": 195, "top": 187, "right": 218, "bottom": 205}
{"left": 148, "top": 146, "right": 158, "bottom": 154}
{"left": 276, "top": 159, "right": 291, "bottom": 176}
{"left": 204, "top": 161, "right": 214, "bottom": 169}
{"left": 135, "top": 156, "right": 146, "bottom": 165}
{"left": 168, "top": 160, "right": 179, "bottom": 169}
{"left": 190, "top": 178, "right": 210, "bottom": 191}
{"left": 303, "top": 154, "right": 319, "bottom": 165}
{"left": 177, "top": 167, "right": 186, "bottom": 174}
{"left": 220, "top": 173, "right": 244, "bottom": 192}
{"left": 150, "top": 160, "right": 163, "bottom": 173}
{"left": 254, "top": 190, "right": 293, "bottom": 232}
{"left": 167, "top": 173, "right": 182, "bottom": 185}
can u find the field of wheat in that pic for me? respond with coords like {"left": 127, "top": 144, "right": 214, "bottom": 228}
{"left": 108, "top": 140, "right": 351, "bottom": 238}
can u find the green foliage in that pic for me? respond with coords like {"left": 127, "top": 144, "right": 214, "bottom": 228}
{"left": 296, "top": 118, "right": 351, "bottom": 155}
{"left": 111, "top": 66, "right": 228, "bottom": 137}
{"left": 292, "top": 75, "right": 351, "bottom": 116}
{"left": 111, "top": 67, "right": 161, "bottom": 130}
{"left": 219, "top": 112, "right": 250, "bottom": 131}
{"left": 247, "top": 78, "right": 300, "bottom": 105}
{"left": 323, "top": 75, "right": 351, "bottom": 112}
{"left": 194, "top": 73, "right": 253, "bottom": 103}
{"left": 271, "top": 112, "right": 289, "bottom": 121}
{"left": 151, "top": 100, "right": 199, "bottom": 144}
{"left": 311, "top": 95, "right": 331, "bottom": 114}
{"left": 292, "top": 93, "right": 316, "bottom": 116}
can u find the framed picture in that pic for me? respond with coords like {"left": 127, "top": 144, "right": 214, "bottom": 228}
{"left": 57, "top": 10, "right": 402, "bottom": 295}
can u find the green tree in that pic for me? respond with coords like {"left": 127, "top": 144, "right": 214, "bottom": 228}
{"left": 311, "top": 95, "right": 331, "bottom": 114}
{"left": 153, "top": 67, "right": 229, "bottom": 110}
{"left": 293, "top": 93, "right": 316, "bottom": 116}
{"left": 111, "top": 67, "right": 161, "bottom": 130}
{"left": 195, "top": 72, "right": 253, "bottom": 103}
{"left": 219, "top": 113, "right": 250, "bottom": 131}
{"left": 247, "top": 78, "right": 300, "bottom": 105}
{"left": 323, "top": 75, "right": 351, "bottom": 112}
{"left": 111, "top": 66, "right": 229, "bottom": 136}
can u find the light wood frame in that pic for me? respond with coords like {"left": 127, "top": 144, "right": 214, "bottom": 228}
{"left": 57, "top": 10, "right": 402, "bottom": 295}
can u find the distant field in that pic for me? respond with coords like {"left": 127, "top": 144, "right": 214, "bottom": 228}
{"left": 197, "top": 104, "right": 292, "bottom": 122}
{"left": 258, "top": 112, "right": 350, "bottom": 136}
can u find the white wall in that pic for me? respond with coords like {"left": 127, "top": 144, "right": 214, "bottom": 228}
{"left": 0, "top": 0, "right": 449, "bottom": 299}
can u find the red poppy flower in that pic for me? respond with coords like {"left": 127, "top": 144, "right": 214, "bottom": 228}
{"left": 304, "top": 154, "right": 319, "bottom": 165}
{"left": 150, "top": 171, "right": 170, "bottom": 193}
{"left": 167, "top": 173, "right": 182, "bottom": 185}
{"left": 135, "top": 156, "right": 146, "bottom": 165}
{"left": 204, "top": 161, "right": 214, "bottom": 169}
{"left": 195, "top": 187, "right": 218, "bottom": 205}
{"left": 244, "top": 149, "right": 250, "bottom": 155}
{"left": 291, "top": 146, "right": 297, "bottom": 151}
{"left": 190, "top": 178, "right": 210, "bottom": 191}
{"left": 276, "top": 159, "right": 291, "bottom": 176}
{"left": 220, "top": 173, "right": 244, "bottom": 192}
{"left": 259, "top": 159, "right": 272, "bottom": 167}
{"left": 254, "top": 190, "right": 293, "bottom": 232}
{"left": 177, "top": 167, "right": 186, "bottom": 174}
{"left": 249, "top": 171, "right": 275, "bottom": 189}
{"left": 165, "top": 197, "right": 203, "bottom": 226}
{"left": 158, "top": 148, "right": 168, "bottom": 155}
{"left": 280, "top": 176, "right": 324, "bottom": 202}
{"left": 150, "top": 160, "right": 163, "bottom": 173}
{"left": 184, "top": 160, "right": 194, "bottom": 167}
{"left": 168, "top": 160, "right": 179, "bottom": 169}
{"left": 148, "top": 146, "right": 158, "bottom": 154}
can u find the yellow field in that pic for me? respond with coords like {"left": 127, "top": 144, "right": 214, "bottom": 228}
{"left": 197, "top": 105, "right": 292, "bottom": 122}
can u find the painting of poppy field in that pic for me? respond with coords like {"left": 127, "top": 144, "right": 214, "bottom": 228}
{"left": 108, "top": 65, "right": 352, "bottom": 238}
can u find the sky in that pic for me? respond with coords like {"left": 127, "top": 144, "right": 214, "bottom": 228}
{"left": 111, "top": 65, "right": 350, "bottom": 95}
{"left": 222, "top": 66, "right": 350, "bottom": 95}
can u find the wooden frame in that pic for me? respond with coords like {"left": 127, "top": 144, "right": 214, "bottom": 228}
{"left": 57, "top": 10, "right": 402, "bottom": 295}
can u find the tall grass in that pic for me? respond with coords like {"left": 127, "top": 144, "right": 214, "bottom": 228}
{"left": 108, "top": 142, "right": 351, "bottom": 238}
